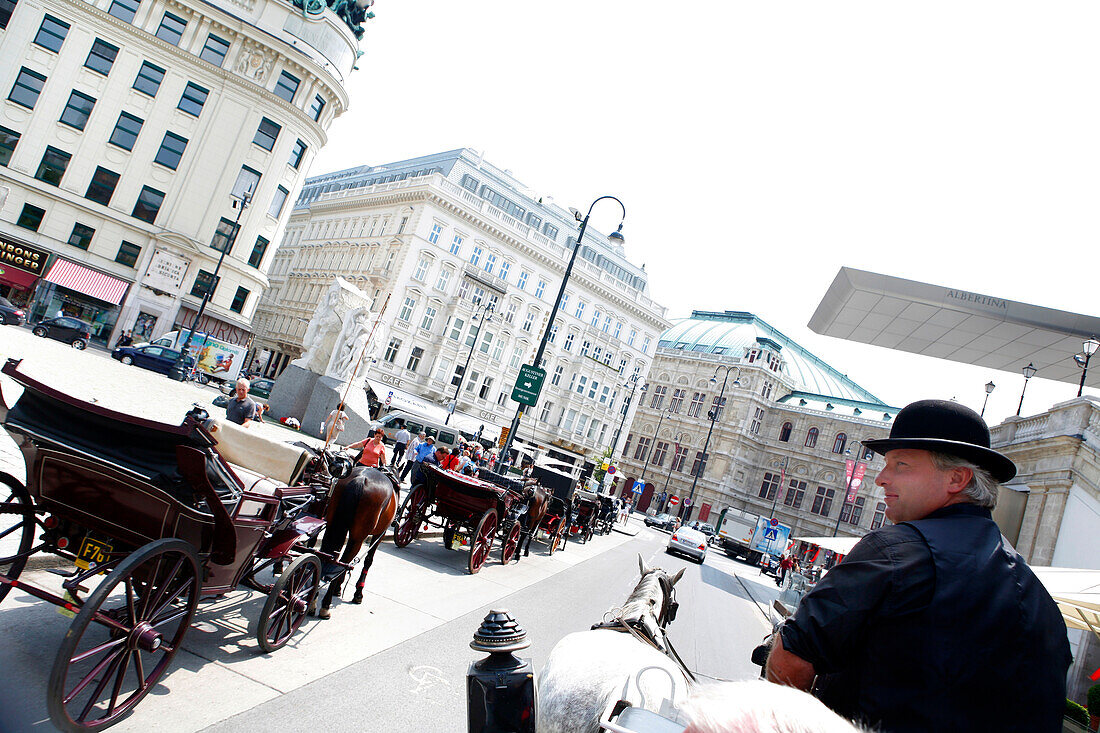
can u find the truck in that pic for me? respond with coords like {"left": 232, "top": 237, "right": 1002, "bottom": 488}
{"left": 152, "top": 330, "right": 247, "bottom": 385}
{"left": 715, "top": 508, "right": 792, "bottom": 566}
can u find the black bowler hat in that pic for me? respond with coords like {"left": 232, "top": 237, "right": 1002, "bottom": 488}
{"left": 863, "top": 399, "right": 1016, "bottom": 483}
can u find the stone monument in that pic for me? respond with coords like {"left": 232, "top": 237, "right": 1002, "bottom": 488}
{"left": 267, "top": 277, "right": 379, "bottom": 443}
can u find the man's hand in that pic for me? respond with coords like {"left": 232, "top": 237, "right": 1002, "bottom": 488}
{"left": 766, "top": 634, "right": 816, "bottom": 691}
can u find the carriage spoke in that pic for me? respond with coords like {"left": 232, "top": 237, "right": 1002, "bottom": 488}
{"left": 132, "top": 651, "right": 146, "bottom": 691}
{"left": 64, "top": 646, "right": 125, "bottom": 704}
{"left": 75, "top": 645, "right": 127, "bottom": 721}
{"left": 143, "top": 556, "right": 185, "bottom": 620}
{"left": 69, "top": 637, "right": 127, "bottom": 665}
{"left": 150, "top": 606, "right": 190, "bottom": 630}
{"left": 149, "top": 576, "right": 193, "bottom": 623}
{"left": 106, "top": 650, "right": 133, "bottom": 716}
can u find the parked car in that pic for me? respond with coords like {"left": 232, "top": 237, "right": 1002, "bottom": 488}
{"left": 690, "top": 520, "right": 717, "bottom": 544}
{"left": 758, "top": 554, "right": 781, "bottom": 578}
{"left": 112, "top": 345, "right": 193, "bottom": 375}
{"left": 31, "top": 316, "right": 92, "bottom": 349}
{"left": 645, "top": 512, "right": 673, "bottom": 529}
{"left": 0, "top": 297, "right": 26, "bottom": 326}
{"left": 666, "top": 526, "right": 708, "bottom": 563}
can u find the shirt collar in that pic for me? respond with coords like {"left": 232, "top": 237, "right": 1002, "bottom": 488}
{"left": 924, "top": 503, "right": 992, "bottom": 521}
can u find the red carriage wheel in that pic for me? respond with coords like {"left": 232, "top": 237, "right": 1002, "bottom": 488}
{"left": 467, "top": 509, "right": 497, "bottom": 574}
{"left": 393, "top": 484, "right": 427, "bottom": 548}
{"left": 547, "top": 519, "right": 561, "bottom": 556}
{"left": 48, "top": 538, "right": 200, "bottom": 732}
{"left": 0, "top": 473, "right": 35, "bottom": 606}
{"left": 500, "top": 522, "right": 521, "bottom": 565}
{"left": 257, "top": 553, "right": 320, "bottom": 653}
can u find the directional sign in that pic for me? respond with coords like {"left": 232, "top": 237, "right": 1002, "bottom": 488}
{"left": 763, "top": 527, "right": 779, "bottom": 541}
{"left": 510, "top": 364, "right": 546, "bottom": 406}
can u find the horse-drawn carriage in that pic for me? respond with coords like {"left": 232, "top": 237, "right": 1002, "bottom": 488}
{"left": 570, "top": 491, "right": 601, "bottom": 543}
{"left": 593, "top": 493, "right": 618, "bottom": 536}
{"left": 0, "top": 358, "right": 351, "bottom": 731}
{"left": 393, "top": 465, "right": 529, "bottom": 573}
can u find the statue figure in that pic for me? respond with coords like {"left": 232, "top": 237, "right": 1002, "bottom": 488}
{"left": 291, "top": 283, "right": 343, "bottom": 373}
{"left": 327, "top": 306, "right": 373, "bottom": 382}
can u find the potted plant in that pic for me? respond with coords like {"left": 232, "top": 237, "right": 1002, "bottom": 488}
{"left": 1087, "top": 683, "right": 1100, "bottom": 731}
{"left": 1067, "top": 699, "right": 1090, "bottom": 729}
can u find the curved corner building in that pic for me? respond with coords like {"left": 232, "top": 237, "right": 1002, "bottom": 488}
{"left": 0, "top": 0, "right": 366, "bottom": 346}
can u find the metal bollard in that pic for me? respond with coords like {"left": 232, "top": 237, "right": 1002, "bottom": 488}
{"left": 467, "top": 609, "right": 536, "bottom": 733}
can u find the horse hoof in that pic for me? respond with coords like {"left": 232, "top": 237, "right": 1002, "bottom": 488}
{"left": 351, "top": 594, "right": 363, "bottom": 605}
{"left": 319, "top": 607, "right": 332, "bottom": 620}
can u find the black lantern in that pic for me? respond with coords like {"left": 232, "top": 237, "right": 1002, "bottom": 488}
{"left": 467, "top": 609, "right": 536, "bottom": 733}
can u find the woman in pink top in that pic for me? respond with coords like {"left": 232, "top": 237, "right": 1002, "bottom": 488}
{"left": 349, "top": 429, "right": 387, "bottom": 467}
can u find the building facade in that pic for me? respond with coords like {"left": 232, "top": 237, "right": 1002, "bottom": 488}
{"left": 250, "top": 148, "right": 670, "bottom": 469}
{"left": 0, "top": 0, "right": 364, "bottom": 347}
{"left": 616, "top": 310, "right": 898, "bottom": 539}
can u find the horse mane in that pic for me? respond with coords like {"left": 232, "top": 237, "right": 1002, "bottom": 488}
{"left": 619, "top": 569, "right": 666, "bottom": 627}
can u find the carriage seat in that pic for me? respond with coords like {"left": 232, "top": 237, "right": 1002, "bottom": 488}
{"left": 203, "top": 418, "right": 310, "bottom": 487}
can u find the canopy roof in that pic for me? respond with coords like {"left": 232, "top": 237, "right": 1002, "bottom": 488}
{"left": 793, "top": 536, "right": 862, "bottom": 556}
{"left": 1033, "top": 566, "right": 1100, "bottom": 641}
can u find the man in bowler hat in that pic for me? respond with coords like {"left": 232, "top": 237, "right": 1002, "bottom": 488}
{"left": 766, "top": 399, "right": 1071, "bottom": 732}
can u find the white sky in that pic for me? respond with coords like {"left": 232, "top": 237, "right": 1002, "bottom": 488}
{"left": 312, "top": 1, "right": 1100, "bottom": 428}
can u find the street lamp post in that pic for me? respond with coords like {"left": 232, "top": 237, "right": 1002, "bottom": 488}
{"left": 832, "top": 442, "right": 864, "bottom": 537}
{"left": 496, "top": 196, "right": 626, "bottom": 472}
{"left": 1075, "top": 338, "right": 1100, "bottom": 397}
{"left": 1017, "top": 362, "right": 1037, "bottom": 416}
{"left": 639, "top": 405, "right": 673, "bottom": 485}
{"left": 169, "top": 185, "right": 253, "bottom": 381}
{"left": 610, "top": 374, "right": 644, "bottom": 461}
{"left": 661, "top": 430, "right": 692, "bottom": 498}
{"left": 685, "top": 365, "right": 741, "bottom": 521}
{"left": 980, "top": 380, "right": 995, "bottom": 418}
{"left": 446, "top": 301, "right": 494, "bottom": 425}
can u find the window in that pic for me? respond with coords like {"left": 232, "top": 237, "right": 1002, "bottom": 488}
{"left": 67, "top": 223, "right": 94, "bottom": 250}
{"left": 804, "top": 427, "right": 819, "bottom": 448}
{"left": 478, "top": 375, "right": 493, "bottom": 399}
{"left": 0, "top": 126, "right": 19, "bottom": 166}
{"left": 603, "top": 314, "right": 612, "bottom": 333}
{"left": 233, "top": 166, "right": 260, "bottom": 198}
{"left": 543, "top": 222, "right": 559, "bottom": 239}
{"left": 650, "top": 385, "right": 667, "bottom": 409}
{"left": 687, "top": 392, "right": 705, "bottom": 418}
{"left": 499, "top": 261, "right": 510, "bottom": 282}
{"left": 133, "top": 61, "right": 165, "bottom": 96}
{"left": 420, "top": 306, "right": 436, "bottom": 331}
{"left": 435, "top": 268, "right": 451, "bottom": 291}
{"left": 449, "top": 364, "right": 464, "bottom": 388}
{"left": 642, "top": 336, "right": 651, "bottom": 354}
{"left": 749, "top": 407, "right": 764, "bottom": 435}
{"left": 85, "top": 166, "right": 120, "bottom": 205}
{"left": 484, "top": 252, "right": 496, "bottom": 273}
{"left": 591, "top": 308, "right": 601, "bottom": 327}
{"left": 59, "top": 91, "right": 95, "bottom": 130}
{"left": 840, "top": 496, "right": 865, "bottom": 526}
{"left": 784, "top": 480, "right": 806, "bottom": 509}
{"left": 425, "top": 223, "right": 442, "bottom": 245}
{"left": 155, "top": 12, "right": 186, "bottom": 45}
{"left": 450, "top": 234, "right": 462, "bottom": 254}
{"left": 131, "top": 186, "right": 165, "bottom": 224}
{"left": 574, "top": 301, "right": 585, "bottom": 319}
{"left": 115, "top": 240, "right": 140, "bottom": 268}
{"left": 34, "top": 14, "right": 69, "bottom": 52}
{"left": 580, "top": 340, "right": 590, "bottom": 357}
{"left": 759, "top": 472, "right": 781, "bottom": 501}
{"left": 628, "top": 329, "right": 637, "bottom": 347}
{"left": 85, "top": 39, "right": 119, "bottom": 75}
{"left": 779, "top": 422, "right": 792, "bottom": 442}
{"left": 289, "top": 139, "right": 307, "bottom": 169}
{"left": 563, "top": 332, "right": 574, "bottom": 351}
{"left": 308, "top": 94, "right": 325, "bottom": 121}
{"left": 253, "top": 117, "right": 281, "bottom": 151}
{"left": 413, "top": 258, "right": 429, "bottom": 281}
{"left": 669, "top": 388, "right": 686, "bottom": 413}
{"left": 539, "top": 401, "right": 554, "bottom": 423}
{"left": 177, "top": 82, "right": 208, "bottom": 116}
{"left": 188, "top": 273, "right": 223, "bottom": 303}
{"left": 535, "top": 279, "right": 546, "bottom": 299}
{"left": 870, "top": 502, "right": 887, "bottom": 530}
{"left": 469, "top": 246, "right": 481, "bottom": 267}
{"left": 552, "top": 365, "right": 563, "bottom": 386}
{"left": 448, "top": 317, "right": 464, "bottom": 340}
{"left": 398, "top": 296, "right": 415, "bottom": 322}
{"left": 523, "top": 310, "right": 536, "bottom": 333}
{"left": 652, "top": 441, "right": 669, "bottom": 468}
{"left": 633, "top": 436, "right": 651, "bottom": 462}
{"left": 108, "top": 0, "right": 140, "bottom": 23}
{"left": 273, "top": 71, "right": 299, "bottom": 103}
{"left": 268, "top": 186, "right": 289, "bottom": 218}
{"left": 509, "top": 346, "right": 523, "bottom": 369}
{"left": 248, "top": 236, "right": 268, "bottom": 268}
{"left": 615, "top": 321, "right": 623, "bottom": 339}
{"left": 0, "top": 0, "right": 16, "bottom": 28}
{"left": 383, "top": 338, "right": 401, "bottom": 363}
{"left": 210, "top": 218, "right": 236, "bottom": 252}
{"left": 691, "top": 451, "right": 708, "bottom": 478}
{"left": 9, "top": 68, "right": 46, "bottom": 110}
{"left": 35, "top": 146, "right": 70, "bottom": 186}
{"left": 16, "top": 204, "right": 45, "bottom": 231}
{"left": 587, "top": 379, "right": 600, "bottom": 400}
{"left": 108, "top": 112, "right": 143, "bottom": 150}
{"left": 710, "top": 395, "right": 726, "bottom": 421}
{"left": 199, "top": 33, "right": 230, "bottom": 66}
{"left": 230, "top": 286, "right": 249, "bottom": 313}
{"left": 811, "top": 486, "right": 835, "bottom": 517}
{"left": 406, "top": 347, "right": 424, "bottom": 373}
{"left": 547, "top": 322, "right": 557, "bottom": 343}
{"left": 832, "top": 433, "right": 847, "bottom": 454}
{"left": 154, "top": 131, "right": 187, "bottom": 170}
{"left": 671, "top": 444, "right": 688, "bottom": 472}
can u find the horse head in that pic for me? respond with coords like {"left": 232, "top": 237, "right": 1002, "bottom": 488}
{"left": 637, "top": 555, "right": 684, "bottom": 628}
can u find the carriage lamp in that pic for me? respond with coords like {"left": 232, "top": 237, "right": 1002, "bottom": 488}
{"left": 467, "top": 609, "right": 536, "bottom": 733}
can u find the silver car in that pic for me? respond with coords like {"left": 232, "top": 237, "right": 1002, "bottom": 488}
{"left": 666, "top": 526, "right": 708, "bottom": 563}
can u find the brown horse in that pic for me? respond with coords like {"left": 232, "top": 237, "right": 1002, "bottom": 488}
{"left": 317, "top": 466, "right": 397, "bottom": 618}
{"left": 517, "top": 483, "right": 549, "bottom": 558}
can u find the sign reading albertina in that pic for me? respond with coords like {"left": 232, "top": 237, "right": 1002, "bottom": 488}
{"left": 510, "top": 364, "right": 546, "bottom": 406}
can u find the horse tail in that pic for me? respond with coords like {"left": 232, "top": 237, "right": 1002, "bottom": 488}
{"left": 320, "top": 474, "right": 365, "bottom": 555}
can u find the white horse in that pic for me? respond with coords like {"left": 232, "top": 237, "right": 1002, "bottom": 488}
{"left": 538, "top": 557, "right": 690, "bottom": 733}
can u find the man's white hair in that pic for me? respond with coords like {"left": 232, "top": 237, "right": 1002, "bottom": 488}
{"left": 929, "top": 452, "right": 999, "bottom": 509}
{"left": 681, "top": 681, "right": 864, "bottom": 733}
{"left": 236, "top": 378, "right": 250, "bottom": 389}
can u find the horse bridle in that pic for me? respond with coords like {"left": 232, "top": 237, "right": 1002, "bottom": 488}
{"left": 656, "top": 572, "right": 679, "bottom": 627}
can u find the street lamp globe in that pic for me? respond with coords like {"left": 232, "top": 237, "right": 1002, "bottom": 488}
{"left": 1085, "top": 338, "right": 1100, "bottom": 357}
{"left": 985, "top": 381, "right": 996, "bottom": 395}
{"left": 607, "top": 225, "right": 625, "bottom": 246}
{"left": 1022, "top": 362, "right": 1037, "bottom": 380}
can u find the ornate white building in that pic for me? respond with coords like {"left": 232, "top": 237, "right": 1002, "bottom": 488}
{"left": 250, "top": 148, "right": 671, "bottom": 470}
{"left": 0, "top": 0, "right": 367, "bottom": 346}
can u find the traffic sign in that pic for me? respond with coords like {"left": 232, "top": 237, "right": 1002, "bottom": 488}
{"left": 632, "top": 480, "right": 644, "bottom": 494}
{"left": 770, "top": 517, "right": 779, "bottom": 527}
{"left": 385, "top": 391, "right": 393, "bottom": 407}
{"left": 668, "top": 496, "right": 680, "bottom": 507}
{"left": 763, "top": 527, "right": 779, "bottom": 541}
{"left": 497, "top": 426, "right": 510, "bottom": 448}
{"left": 510, "top": 364, "right": 546, "bottom": 406}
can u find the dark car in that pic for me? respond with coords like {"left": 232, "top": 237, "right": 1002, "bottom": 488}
{"left": 112, "top": 344, "right": 193, "bottom": 375}
{"left": 0, "top": 296, "right": 26, "bottom": 326}
{"left": 218, "top": 376, "right": 274, "bottom": 402}
{"left": 32, "top": 316, "right": 92, "bottom": 349}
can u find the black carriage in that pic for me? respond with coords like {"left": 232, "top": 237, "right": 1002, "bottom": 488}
{"left": 531, "top": 464, "right": 576, "bottom": 555}
{"left": 593, "top": 493, "right": 618, "bottom": 536}
{"left": 392, "top": 465, "right": 526, "bottom": 574}
{"left": 0, "top": 359, "right": 349, "bottom": 731}
{"left": 570, "top": 492, "right": 600, "bottom": 543}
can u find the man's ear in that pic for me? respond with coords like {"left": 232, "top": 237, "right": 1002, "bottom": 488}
{"left": 946, "top": 466, "right": 973, "bottom": 495}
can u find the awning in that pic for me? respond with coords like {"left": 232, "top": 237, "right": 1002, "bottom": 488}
{"left": 44, "top": 259, "right": 129, "bottom": 305}
{"left": 1033, "top": 567, "right": 1100, "bottom": 642}
{"left": 0, "top": 264, "right": 39, "bottom": 290}
{"left": 366, "top": 379, "right": 449, "bottom": 423}
{"left": 793, "top": 536, "right": 862, "bottom": 556}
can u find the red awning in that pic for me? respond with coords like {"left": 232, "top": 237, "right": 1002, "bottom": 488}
{"left": 0, "top": 264, "right": 40, "bottom": 290}
{"left": 44, "top": 259, "right": 130, "bottom": 305}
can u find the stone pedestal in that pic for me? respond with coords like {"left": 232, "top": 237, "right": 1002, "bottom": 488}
{"left": 268, "top": 366, "right": 377, "bottom": 444}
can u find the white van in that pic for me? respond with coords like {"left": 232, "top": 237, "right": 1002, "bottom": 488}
{"left": 369, "top": 411, "right": 461, "bottom": 451}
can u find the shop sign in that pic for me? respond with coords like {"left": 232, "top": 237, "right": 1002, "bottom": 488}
{"left": 378, "top": 373, "right": 403, "bottom": 388}
{"left": 0, "top": 235, "right": 49, "bottom": 275}
{"left": 143, "top": 250, "right": 190, "bottom": 293}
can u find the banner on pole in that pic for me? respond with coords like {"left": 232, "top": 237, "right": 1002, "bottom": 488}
{"left": 846, "top": 462, "right": 867, "bottom": 503}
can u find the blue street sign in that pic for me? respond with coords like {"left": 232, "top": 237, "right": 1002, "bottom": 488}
{"left": 763, "top": 527, "right": 779, "bottom": 541}
{"left": 632, "top": 480, "right": 645, "bottom": 494}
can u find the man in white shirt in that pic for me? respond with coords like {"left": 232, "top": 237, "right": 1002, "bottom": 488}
{"left": 392, "top": 423, "right": 411, "bottom": 468}
{"left": 321, "top": 402, "right": 349, "bottom": 445}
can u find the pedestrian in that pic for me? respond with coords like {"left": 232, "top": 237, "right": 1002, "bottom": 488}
{"left": 225, "top": 378, "right": 257, "bottom": 427}
{"left": 766, "top": 399, "right": 1072, "bottom": 732}
{"left": 436, "top": 446, "right": 461, "bottom": 472}
{"left": 347, "top": 428, "right": 387, "bottom": 468}
{"left": 776, "top": 555, "right": 794, "bottom": 588}
{"left": 321, "top": 402, "right": 349, "bottom": 444}
{"left": 402, "top": 433, "right": 433, "bottom": 484}
{"left": 114, "top": 330, "right": 133, "bottom": 349}
{"left": 392, "top": 421, "right": 410, "bottom": 469}
{"left": 252, "top": 402, "right": 269, "bottom": 423}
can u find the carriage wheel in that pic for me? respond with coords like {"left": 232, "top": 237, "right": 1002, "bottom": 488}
{"left": 547, "top": 520, "right": 562, "bottom": 556}
{"left": 48, "top": 538, "right": 199, "bottom": 732}
{"left": 0, "top": 473, "right": 35, "bottom": 606}
{"left": 500, "top": 522, "right": 521, "bottom": 565}
{"left": 257, "top": 553, "right": 320, "bottom": 653}
{"left": 393, "top": 484, "right": 427, "bottom": 548}
{"left": 468, "top": 509, "right": 497, "bottom": 575}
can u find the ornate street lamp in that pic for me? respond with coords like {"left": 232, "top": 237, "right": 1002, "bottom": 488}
{"left": 1075, "top": 338, "right": 1100, "bottom": 397}
{"left": 1016, "top": 362, "right": 1037, "bottom": 417}
{"left": 980, "top": 380, "right": 995, "bottom": 418}
{"left": 446, "top": 301, "right": 494, "bottom": 425}
{"left": 684, "top": 365, "right": 741, "bottom": 520}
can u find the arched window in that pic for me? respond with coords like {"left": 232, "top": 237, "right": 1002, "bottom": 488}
{"left": 805, "top": 427, "right": 819, "bottom": 448}
{"left": 832, "top": 432, "right": 847, "bottom": 454}
{"left": 779, "top": 422, "right": 792, "bottom": 442}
